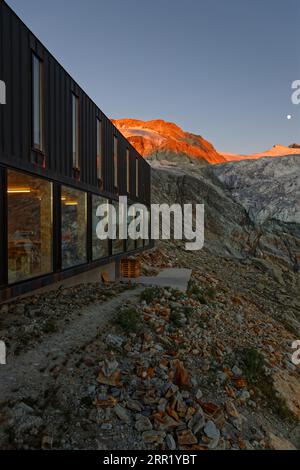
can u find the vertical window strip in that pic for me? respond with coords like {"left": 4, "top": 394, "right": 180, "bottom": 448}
{"left": 136, "top": 157, "right": 139, "bottom": 197}
{"left": 126, "top": 149, "right": 130, "bottom": 193}
{"left": 114, "top": 136, "right": 118, "bottom": 188}
{"left": 97, "top": 118, "right": 102, "bottom": 180}
{"left": 32, "top": 53, "right": 44, "bottom": 151}
{"left": 72, "top": 93, "right": 80, "bottom": 169}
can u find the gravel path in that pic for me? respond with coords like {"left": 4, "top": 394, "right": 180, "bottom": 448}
{"left": 0, "top": 286, "right": 143, "bottom": 403}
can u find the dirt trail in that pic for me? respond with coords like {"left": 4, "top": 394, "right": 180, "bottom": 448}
{"left": 0, "top": 287, "right": 143, "bottom": 403}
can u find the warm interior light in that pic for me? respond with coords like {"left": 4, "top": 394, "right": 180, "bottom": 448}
{"left": 8, "top": 187, "right": 31, "bottom": 194}
{"left": 61, "top": 197, "right": 67, "bottom": 201}
{"left": 65, "top": 201, "right": 78, "bottom": 206}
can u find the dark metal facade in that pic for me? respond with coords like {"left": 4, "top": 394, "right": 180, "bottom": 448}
{"left": 0, "top": 0, "right": 152, "bottom": 301}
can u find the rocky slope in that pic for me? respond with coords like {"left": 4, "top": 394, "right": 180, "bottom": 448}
{"left": 112, "top": 119, "right": 225, "bottom": 165}
{"left": 150, "top": 155, "right": 300, "bottom": 332}
{"left": 210, "top": 155, "right": 300, "bottom": 226}
{"left": 208, "top": 156, "right": 300, "bottom": 275}
{"left": 0, "top": 250, "right": 299, "bottom": 450}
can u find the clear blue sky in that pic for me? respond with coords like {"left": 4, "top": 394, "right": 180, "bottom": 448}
{"left": 6, "top": 0, "right": 300, "bottom": 153}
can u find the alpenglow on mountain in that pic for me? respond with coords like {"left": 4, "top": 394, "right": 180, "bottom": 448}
{"left": 112, "top": 119, "right": 225, "bottom": 165}
{"left": 113, "top": 118, "right": 300, "bottom": 165}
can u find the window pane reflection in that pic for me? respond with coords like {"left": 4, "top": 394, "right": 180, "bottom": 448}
{"left": 61, "top": 186, "right": 86, "bottom": 269}
{"left": 7, "top": 170, "right": 52, "bottom": 283}
{"left": 92, "top": 195, "right": 109, "bottom": 260}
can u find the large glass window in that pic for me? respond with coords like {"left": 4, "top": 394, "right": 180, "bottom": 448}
{"left": 112, "top": 200, "right": 124, "bottom": 255}
{"left": 96, "top": 118, "right": 102, "bottom": 182}
{"left": 92, "top": 195, "right": 109, "bottom": 260}
{"left": 32, "top": 53, "right": 44, "bottom": 151}
{"left": 72, "top": 93, "right": 80, "bottom": 169}
{"left": 113, "top": 136, "right": 118, "bottom": 188}
{"left": 61, "top": 186, "right": 86, "bottom": 269}
{"left": 7, "top": 170, "right": 52, "bottom": 283}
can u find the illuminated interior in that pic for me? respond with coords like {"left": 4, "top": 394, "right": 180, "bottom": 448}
{"left": 4, "top": 172, "right": 150, "bottom": 285}
{"left": 7, "top": 170, "right": 53, "bottom": 283}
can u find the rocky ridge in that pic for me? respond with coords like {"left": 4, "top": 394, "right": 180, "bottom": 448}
{"left": 113, "top": 118, "right": 299, "bottom": 165}
{"left": 112, "top": 119, "right": 225, "bottom": 165}
{"left": 222, "top": 144, "right": 300, "bottom": 162}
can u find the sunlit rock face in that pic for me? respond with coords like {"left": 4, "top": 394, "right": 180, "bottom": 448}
{"left": 112, "top": 119, "right": 225, "bottom": 165}
{"left": 113, "top": 118, "right": 300, "bottom": 166}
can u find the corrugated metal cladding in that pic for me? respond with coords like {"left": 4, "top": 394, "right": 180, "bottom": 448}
{"left": 0, "top": 0, "right": 151, "bottom": 205}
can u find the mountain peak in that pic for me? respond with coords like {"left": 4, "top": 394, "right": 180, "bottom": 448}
{"left": 289, "top": 143, "right": 300, "bottom": 149}
{"left": 222, "top": 144, "right": 300, "bottom": 162}
{"left": 113, "top": 118, "right": 300, "bottom": 165}
{"left": 112, "top": 118, "right": 225, "bottom": 164}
